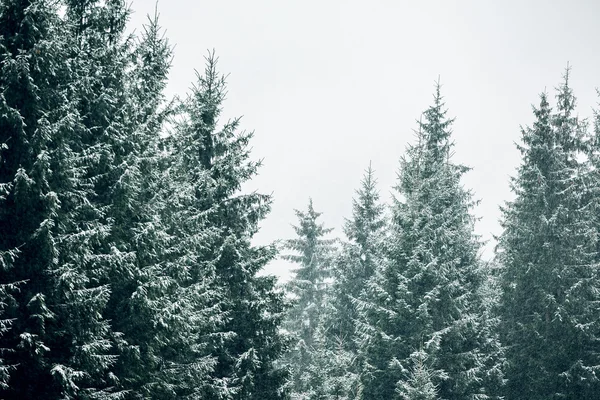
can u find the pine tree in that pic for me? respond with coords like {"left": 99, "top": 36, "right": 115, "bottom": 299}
{"left": 325, "top": 163, "right": 386, "bottom": 398}
{"left": 298, "top": 306, "right": 357, "bottom": 400}
{"left": 1, "top": 2, "right": 289, "bottom": 398}
{"left": 353, "top": 251, "right": 397, "bottom": 399}
{"left": 283, "top": 199, "right": 336, "bottom": 398}
{"left": 498, "top": 68, "right": 600, "bottom": 399}
{"left": 396, "top": 350, "right": 439, "bottom": 400}
{"left": 332, "top": 163, "right": 386, "bottom": 349}
{"left": 169, "top": 52, "right": 289, "bottom": 399}
{"left": 93, "top": 8, "right": 224, "bottom": 398}
{"left": 0, "top": 0, "right": 123, "bottom": 397}
{"left": 359, "top": 83, "right": 501, "bottom": 400}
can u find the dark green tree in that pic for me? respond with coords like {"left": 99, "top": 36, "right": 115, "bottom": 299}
{"left": 170, "top": 53, "right": 289, "bottom": 399}
{"left": 359, "top": 83, "right": 502, "bottom": 400}
{"left": 0, "top": 2, "right": 289, "bottom": 398}
{"left": 498, "top": 68, "right": 600, "bottom": 399}
{"left": 0, "top": 0, "right": 123, "bottom": 397}
{"left": 96, "top": 8, "right": 223, "bottom": 398}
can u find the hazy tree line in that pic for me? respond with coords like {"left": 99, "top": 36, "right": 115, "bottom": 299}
{"left": 1, "top": 1, "right": 599, "bottom": 399}
{"left": 281, "top": 71, "right": 600, "bottom": 400}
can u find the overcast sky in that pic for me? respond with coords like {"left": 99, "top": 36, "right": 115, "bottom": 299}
{"left": 129, "top": 0, "right": 600, "bottom": 281}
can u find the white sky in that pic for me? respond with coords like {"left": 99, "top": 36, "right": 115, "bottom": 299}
{"left": 128, "top": 0, "right": 600, "bottom": 282}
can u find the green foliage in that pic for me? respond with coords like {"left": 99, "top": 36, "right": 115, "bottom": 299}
{"left": 498, "top": 68, "right": 600, "bottom": 400}
{"left": 283, "top": 199, "right": 337, "bottom": 398}
{"left": 3, "top": 1, "right": 600, "bottom": 399}
{"left": 396, "top": 350, "right": 439, "bottom": 400}
{"left": 0, "top": 2, "right": 288, "bottom": 398}
{"left": 333, "top": 163, "right": 387, "bottom": 350}
{"left": 169, "top": 52, "right": 289, "bottom": 399}
{"left": 0, "top": 0, "right": 121, "bottom": 397}
{"left": 358, "top": 83, "right": 502, "bottom": 400}
{"left": 324, "top": 163, "right": 387, "bottom": 398}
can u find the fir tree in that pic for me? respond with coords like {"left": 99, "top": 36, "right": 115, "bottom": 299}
{"left": 396, "top": 350, "right": 439, "bottom": 400}
{"left": 0, "top": 0, "right": 122, "bottom": 397}
{"left": 359, "top": 83, "right": 501, "bottom": 400}
{"left": 325, "top": 163, "right": 386, "bottom": 398}
{"left": 98, "top": 8, "right": 223, "bottom": 398}
{"left": 283, "top": 199, "right": 336, "bottom": 398}
{"left": 170, "top": 52, "right": 289, "bottom": 399}
{"left": 498, "top": 68, "right": 600, "bottom": 399}
{"left": 332, "top": 163, "right": 386, "bottom": 350}
{"left": 298, "top": 306, "right": 357, "bottom": 400}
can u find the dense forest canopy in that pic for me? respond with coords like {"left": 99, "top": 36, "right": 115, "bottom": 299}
{"left": 1, "top": 1, "right": 600, "bottom": 399}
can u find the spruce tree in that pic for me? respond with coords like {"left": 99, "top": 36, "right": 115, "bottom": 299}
{"left": 97, "top": 9, "right": 224, "bottom": 398}
{"left": 1, "top": 2, "right": 289, "bottom": 398}
{"left": 359, "top": 83, "right": 501, "bottom": 400}
{"left": 325, "top": 163, "right": 386, "bottom": 398}
{"left": 297, "top": 309, "right": 357, "bottom": 400}
{"left": 396, "top": 350, "right": 439, "bottom": 400}
{"left": 332, "top": 163, "right": 386, "bottom": 350}
{"left": 170, "top": 52, "right": 289, "bottom": 399}
{"left": 0, "top": 0, "right": 122, "bottom": 397}
{"left": 283, "top": 199, "right": 336, "bottom": 398}
{"left": 498, "top": 69, "right": 600, "bottom": 399}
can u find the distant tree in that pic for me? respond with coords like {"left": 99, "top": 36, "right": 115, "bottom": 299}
{"left": 298, "top": 309, "right": 357, "bottom": 400}
{"left": 324, "top": 163, "right": 387, "bottom": 398}
{"left": 498, "top": 68, "right": 600, "bottom": 399}
{"left": 332, "top": 163, "right": 387, "bottom": 350}
{"left": 283, "top": 199, "right": 336, "bottom": 398}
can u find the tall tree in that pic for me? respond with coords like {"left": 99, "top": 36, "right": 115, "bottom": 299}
{"left": 0, "top": 0, "right": 123, "bottom": 397}
{"left": 96, "top": 8, "right": 223, "bottom": 398}
{"left": 170, "top": 53, "right": 289, "bottom": 399}
{"left": 332, "top": 163, "right": 386, "bottom": 350}
{"left": 324, "top": 163, "right": 387, "bottom": 398}
{"left": 498, "top": 68, "right": 600, "bottom": 399}
{"left": 359, "top": 83, "right": 501, "bottom": 399}
{"left": 283, "top": 199, "right": 336, "bottom": 398}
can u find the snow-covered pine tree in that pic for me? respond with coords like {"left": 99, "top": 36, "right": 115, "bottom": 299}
{"left": 0, "top": 0, "right": 123, "bottom": 397}
{"left": 396, "top": 350, "right": 439, "bottom": 400}
{"left": 169, "top": 52, "right": 289, "bottom": 399}
{"left": 283, "top": 199, "right": 337, "bottom": 398}
{"left": 325, "top": 163, "right": 387, "bottom": 398}
{"left": 332, "top": 163, "right": 386, "bottom": 350}
{"left": 359, "top": 83, "right": 501, "bottom": 400}
{"left": 297, "top": 302, "right": 357, "bottom": 400}
{"left": 90, "top": 9, "right": 223, "bottom": 398}
{"left": 498, "top": 68, "right": 600, "bottom": 399}
{"left": 353, "top": 250, "right": 397, "bottom": 399}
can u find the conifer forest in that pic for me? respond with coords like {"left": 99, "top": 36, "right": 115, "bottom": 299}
{"left": 2, "top": 1, "right": 600, "bottom": 399}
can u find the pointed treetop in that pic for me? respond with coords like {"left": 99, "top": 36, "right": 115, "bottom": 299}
{"left": 433, "top": 75, "right": 443, "bottom": 106}
{"left": 555, "top": 63, "right": 576, "bottom": 116}
{"left": 362, "top": 161, "right": 377, "bottom": 193}
{"left": 521, "top": 90, "right": 552, "bottom": 149}
{"left": 344, "top": 162, "right": 385, "bottom": 247}
{"left": 287, "top": 198, "right": 334, "bottom": 252}
{"left": 421, "top": 79, "right": 454, "bottom": 158}
{"left": 191, "top": 50, "right": 227, "bottom": 116}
